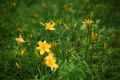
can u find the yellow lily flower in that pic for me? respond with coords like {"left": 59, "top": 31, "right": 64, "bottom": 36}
{"left": 45, "top": 22, "right": 56, "bottom": 30}
{"left": 14, "top": 50, "right": 26, "bottom": 56}
{"left": 48, "top": 51, "right": 54, "bottom": 57}
{"left": 16, "top": 34, "right": 26, "bottom": 45}
{"left": 37, "top": 41, "right": 51, "bottom": 55}
{"left": 44, "top": 54, "right": 59, "bottom": 71}
{"left": 82, "top": 19, "right": 94, "bottom": 29}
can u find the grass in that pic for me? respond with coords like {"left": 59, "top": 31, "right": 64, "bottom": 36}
{"left": 0, "top": 0, "right": 120, "bottom": 80}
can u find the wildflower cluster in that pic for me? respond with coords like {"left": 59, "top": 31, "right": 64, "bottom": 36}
{"left": 36, "top": 40, "right": 59, "bottom": 71}
{"left": 15, "top": 19, "right": 76, "bottom": 71}
{"left": 14, "top": 16, "right": 106, "bottom": 79}
{"left": 40, "top": 20, "right": 71, "bottom": 31}
{"left": 15, "top": 32, "right": 59, "bottom": 71}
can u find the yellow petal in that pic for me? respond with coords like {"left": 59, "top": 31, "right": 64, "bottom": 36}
{"left": 46, "top": 49, "right": 50, "bottom": 53}
{"left": 51, "top": 66, "right": 54, "bottom": 71}
{"left": 51, "top": 20, "right": 56, "bottom": 25}
{"left": 51, "top": 28, "right": 56, "bottom": 30}
{"left": 38, "top": 41, "right": 42, "bottom": 45}
{"left": 54, "top": 64, "right": 59, "bottom": 68}
{"left": 48, "top": 52, "right": 54, "bottom": 56}
{"left": 40, "top": 50, "right": 45, "bottom": 55}
{"left": 43, "top": 41, "right": 47, "bottom": 44}
{"left": 64, "top": 24, "right": 69, "bottom": 30}
{"left": 46, "top": 44, "right": 51, "bottom": 48}
{"left": 50, "top": 42, "right": 56, "bottom": 49}
{"left": 36, "top": 46, "right": 40, "bottom": 50}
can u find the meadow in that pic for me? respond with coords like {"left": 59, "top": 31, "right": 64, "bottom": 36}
{"left": 0, "top": 0, "right": 120, "bottom": 80}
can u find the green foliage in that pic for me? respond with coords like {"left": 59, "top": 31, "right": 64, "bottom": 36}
{"left": 0, "top": 0, "right": 120, "bottom": 80}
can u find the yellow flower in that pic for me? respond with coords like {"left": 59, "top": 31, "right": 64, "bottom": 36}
{"left": 82, "top": 19, "right": 94, "bottom": 29}
{"left": 45, "top": 22, "right": 56, "bottom": 30}
{"left": 16, "top": 34, "right": 26, "bottom": 45}
{"left": 40, "top": 22, "right": 45, "bottom": 26}
{"left": 50, "top": 42, "right": 56, "bottom": 49}
{"left": 21, "top": 50, "right": 26, "bottom": 56}
{"left": 48, "top": 51, "right": 54, "bottom": 56}
{"left": 14, "top": 50, "right": 26, "bottom": 56}
{"left": 40, "top": 20, "right": 56, "bottom": 30}
{"left": 50, "top": 20, "right": 56, "bottom": 25}
{"left": 44, "top": 54, "right": 59, "bottom": 71}
{"left": 37, "top": 41, "right": 51, "bottom": 55}
{"left": 35, "top": 52, "right": 40, "bottom": 58}
{"left": 64, "top": 24, "right": 69, "bottom": 30}
{"left": 16, "top": 62, "right": 21, "bottom": 68}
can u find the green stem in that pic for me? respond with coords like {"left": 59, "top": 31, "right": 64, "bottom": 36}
{"left": 91, "top": 42, "right": 93, "bottom": 69}
{"left": 86, "top": 26, "right": 89, "bottom": 62}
